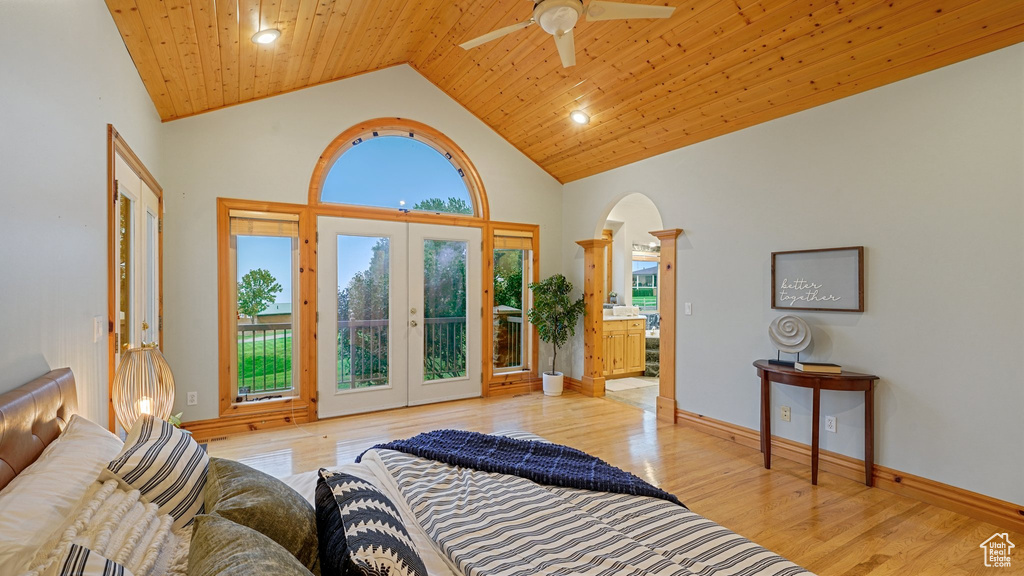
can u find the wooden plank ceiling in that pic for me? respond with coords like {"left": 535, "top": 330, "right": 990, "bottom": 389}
{"left": 106, "top": 0, "right": 1024, "bottom": 183}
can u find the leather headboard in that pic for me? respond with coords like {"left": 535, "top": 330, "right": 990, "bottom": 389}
{"left": 0, "top": 368, "right": 78, "bottom": 491}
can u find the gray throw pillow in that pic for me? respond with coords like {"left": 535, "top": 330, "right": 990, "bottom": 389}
{"left": 204, "top": 458, "right": 319, "bottom": 573}
{"left": 187, "top": 515, "right": 313, "bottom": 576}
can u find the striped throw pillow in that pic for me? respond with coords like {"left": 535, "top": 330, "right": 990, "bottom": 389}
{"left": 103, "top": 415, "right": 208, "bottom": 530}
{"left": 44, "top": 544, "right": 133, "bottom": 576}
{"left": 316, "top": 469, "right": 427, "bottom": 576}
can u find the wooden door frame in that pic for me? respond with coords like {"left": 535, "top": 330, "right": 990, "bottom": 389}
{"left": 484, "top": 222, "right": 541, "bottom": 396}
{"left": 106, "top": 125, "right": 164, "bottom": 431}
{"left": 651, "top": 229, "right": 683, "bottom": 423}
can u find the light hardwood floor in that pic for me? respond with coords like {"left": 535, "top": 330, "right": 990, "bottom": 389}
{"left": 207, "top": 391, "right": 1019, "bottom": 575}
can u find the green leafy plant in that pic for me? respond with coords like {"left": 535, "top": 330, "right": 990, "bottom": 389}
{"left": 527, "top": 274, "right": 585, "bottom": 376}
{"left": 413, "top": 197, "right": 474, "bottom": 215}
{"left": 237, "top": 268, "right": 283, "bottom": 323}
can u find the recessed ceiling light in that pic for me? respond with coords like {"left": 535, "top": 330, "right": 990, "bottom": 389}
{"left": 251, "top": 29, "right": 281, "bottom": 45}
{"left": 570, "top": 110, "right": 590, "bottom": 125}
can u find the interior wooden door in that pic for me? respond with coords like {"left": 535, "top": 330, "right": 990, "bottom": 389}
{"left": 113, "top": 153, "right": 161, "bottom": 360}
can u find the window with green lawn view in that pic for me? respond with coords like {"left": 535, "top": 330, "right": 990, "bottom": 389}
{"left": 632, "top": 259, "right": 659, "bottom": 311}
{"left": 231, "top": 214, "right": 300, "bottom": 400}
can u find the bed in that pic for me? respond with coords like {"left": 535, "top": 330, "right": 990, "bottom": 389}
{"left": 0, "top": 368, "right": 814, "bottom": 576}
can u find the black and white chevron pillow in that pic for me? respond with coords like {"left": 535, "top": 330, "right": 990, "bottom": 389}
{"left": 315, "top": 469, "right": 427, "bottom": 576}
{"left": 103, "top": 414, "right": 208, "bottom": 530}
{"left": 50, "top": 544, "right": 133, "bottom": 576}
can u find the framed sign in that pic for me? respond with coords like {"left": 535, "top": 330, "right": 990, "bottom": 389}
{"left": 771, "top": 246, "right": 864, "bottom": 312}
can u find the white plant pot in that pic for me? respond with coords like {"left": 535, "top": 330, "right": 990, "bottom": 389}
{"left": 542, "top": 372, "right": 564, "bottom": 396}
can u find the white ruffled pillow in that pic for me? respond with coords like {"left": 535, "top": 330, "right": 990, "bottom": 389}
{"left": 40, "top": 544, "right": 134, "bottom": 576}
{"left": 0, "top": 415, "right": 124, "bottom": 575}
{"left": 26, "top": 479, "right": 187, "bottom": 576}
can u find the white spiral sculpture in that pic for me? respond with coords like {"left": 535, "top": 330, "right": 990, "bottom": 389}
{"left": 768, "top": 315, "right": 811, "bottom": 354}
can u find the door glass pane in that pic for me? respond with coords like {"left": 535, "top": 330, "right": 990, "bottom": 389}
{"left": 423, "top": 239, "right": 467, "bottom": 381}
{"left": 145, "top": 210, "right": 157, "bottom": 344}
{"left": 236, "top": 235, "right": 294, "bottom": 396}
{"left": 493, "top": 249, "right": 525, "bottom": 371}
{"left": 118, "top": 194, "right": 133, "bottom": 351}
{"left": 337, "top": 236, "right": 390, "bottom": 390}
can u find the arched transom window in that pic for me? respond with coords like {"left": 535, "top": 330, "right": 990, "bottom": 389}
{"left": 310, "top": 119, "right": 488, "bottom": 219}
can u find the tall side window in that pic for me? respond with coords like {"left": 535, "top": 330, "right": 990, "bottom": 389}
{"left": 490, "top": 227, "right": 537, "bottom": 380}
{"left": 229, "top": 212, "right": 301, "bottom": 401}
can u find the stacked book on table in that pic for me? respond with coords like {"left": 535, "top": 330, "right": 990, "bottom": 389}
{"left": 794, "top": 361, "right": 842, "bottom": 374}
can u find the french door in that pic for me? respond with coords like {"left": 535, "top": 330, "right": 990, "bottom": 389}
{"left": 317, "top": 217, "right": 481, "bottom": 418}
{"left": 113, "top": 152, "right": 161, "bottom": 357}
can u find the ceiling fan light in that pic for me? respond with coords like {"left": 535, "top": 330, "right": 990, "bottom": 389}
{"left": 570, "top": 110, "right": 590, "bottom": 125}
{"left": 251, "top": 29, "right": 281, "bottom": 45}
{"left": 536, "top": 0, "right": 584, "bottom": 35}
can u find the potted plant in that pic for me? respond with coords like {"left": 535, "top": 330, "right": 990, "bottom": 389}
{"left": 528, "top": 274, "right": 585, "bottom": 396}
{"left": 609, "top": 291, "right": 618, "bottom": 304}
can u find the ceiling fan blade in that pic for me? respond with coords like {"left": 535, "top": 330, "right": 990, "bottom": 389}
{"left": 554, "top": 29, "right": 576, "bottom": 68}
{"left": 460, "top": 20, "right": 534, "bottom": 50}
{"left": 585, "top": 1, "right": 675, "bottom": 21}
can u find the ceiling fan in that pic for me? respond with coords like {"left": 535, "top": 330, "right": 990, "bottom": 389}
{"left": 459, "top": 0, "right": 675, "bottom": 68}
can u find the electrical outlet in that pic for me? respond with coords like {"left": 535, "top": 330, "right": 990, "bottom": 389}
{"left": 780, "top": 405, "right": 791, "bottom": 422}
{"left": 187, "top": 391, "right": 198, "bottom": 406}
{"left": 825, "top": 415, "right": 837, "bottom": 433}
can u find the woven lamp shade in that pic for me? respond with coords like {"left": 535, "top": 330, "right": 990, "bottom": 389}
{"left": 113, "top": 346, "right": 176, "bottom": 431}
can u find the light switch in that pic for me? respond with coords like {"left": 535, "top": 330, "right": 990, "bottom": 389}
{"left": 93, "top": 316, "right": 104, "bottom": 343}
{"left": 684, "top": 302, "right": 692, "bottom": 316}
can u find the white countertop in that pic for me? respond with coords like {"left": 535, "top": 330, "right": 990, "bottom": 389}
{"left": 602, "top": 314, "right": 647, "bottom": 321}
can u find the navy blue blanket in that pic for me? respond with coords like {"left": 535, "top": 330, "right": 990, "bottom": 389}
{"left": 357, "top": 429, "right": 684, "bottom": 507}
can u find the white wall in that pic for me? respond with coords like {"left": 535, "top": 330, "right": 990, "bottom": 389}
{"left": 160, "top": 65, "right": 564, "bottom": 421}
{"left": 0, "top": 1, "right": 164, "bottom": 424}
{"left": 562, "top": 45, "right": 1024, "bottom": 505}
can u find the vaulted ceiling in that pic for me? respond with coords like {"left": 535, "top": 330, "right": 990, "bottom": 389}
{"left": 106, "top": 0, "right": 1024, "bottom": 183}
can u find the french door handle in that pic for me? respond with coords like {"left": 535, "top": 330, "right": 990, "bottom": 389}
{"left": 410, "top": 320, "right": 418, "bottom": 327}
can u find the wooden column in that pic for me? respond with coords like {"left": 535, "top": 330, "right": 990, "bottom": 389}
{"left": 651, "top": 229, "right": 683, "bottom": 423}
{"left": 576, "top": 239, "right": 611, "bottom": 397}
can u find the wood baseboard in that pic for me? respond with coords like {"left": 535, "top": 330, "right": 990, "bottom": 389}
{"left": 183, "top": 409, "right": 312, "bottom": 443}
{"left": 656, "top": 396, "right": 676, "bottom": 423}
{"left": 487, "top": 379, "right": 543, "bottom": 396}
{"left": 676, "top": 409, "right": 1024, "bottom": 533}
{"left": 566, "top": 376, "right": 605, "bottom": 397}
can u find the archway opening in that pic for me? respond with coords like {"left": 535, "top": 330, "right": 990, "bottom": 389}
{"left": 597, "top": 193, "right": 665, "bottom": 414}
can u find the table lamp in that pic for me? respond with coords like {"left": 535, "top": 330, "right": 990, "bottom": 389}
{"left": 112, "top": 345, "right": 176, "bottom": 431}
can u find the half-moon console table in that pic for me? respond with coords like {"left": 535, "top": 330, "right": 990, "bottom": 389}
{"left": 754, "top": 360, "right": 879, "bottom": 486}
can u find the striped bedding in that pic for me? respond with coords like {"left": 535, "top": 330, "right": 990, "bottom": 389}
{"left": 364, "top": 433, "right": 813, "bottom": 576}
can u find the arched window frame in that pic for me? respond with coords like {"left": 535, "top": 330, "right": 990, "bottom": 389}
{"left": 308, "top": 118, "right": 490, "bottom": 222}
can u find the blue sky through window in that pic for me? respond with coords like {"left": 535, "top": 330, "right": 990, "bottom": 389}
{"left": 237, "top": 236, "right": 292, "bottom": 305}
{"left": 338, "top": 235, "right": 384, "bottom": 294}
{"left": 321, "top": 136, "right": 471, "bottom": 211}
